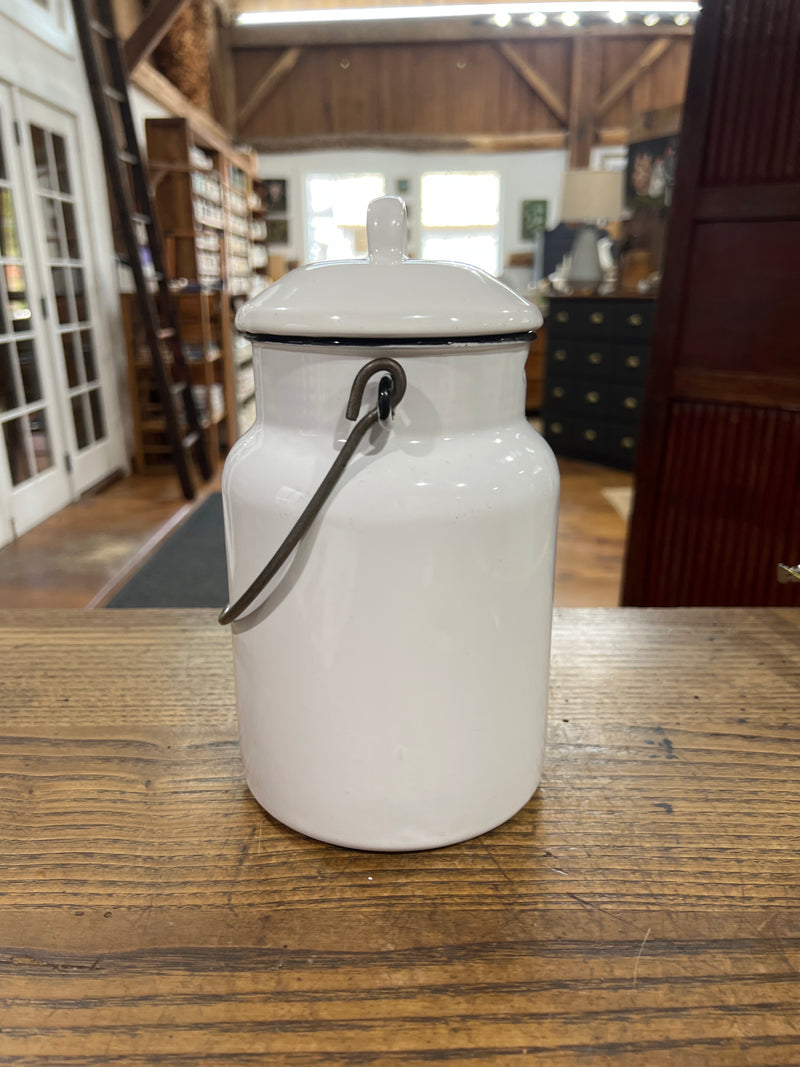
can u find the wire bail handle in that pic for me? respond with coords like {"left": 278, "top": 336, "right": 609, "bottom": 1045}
{"left": 218, "top": 357, "right": 407, "bottom": 626}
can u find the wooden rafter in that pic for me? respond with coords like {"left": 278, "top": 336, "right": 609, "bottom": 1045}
{"left": 132, "top": 62, "right": 252, "bottom": 166}
{"left": 244, "top": 131, "right": 569, "bottom": 153}
{"left": 236, "top": 47, "right": 303, "bottom": 129}
{"left": 497, "top": 42, "right": 568, "bottom": 126}
{"left": 124, "top": 0, "right": 191, "bottom": 74}
{"left": 595, "top": 38, "right": 674, "bottom": 116}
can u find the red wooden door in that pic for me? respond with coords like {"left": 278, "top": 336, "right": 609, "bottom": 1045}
{"left": 623, "top": 0, "right": 800, "bottom": 606}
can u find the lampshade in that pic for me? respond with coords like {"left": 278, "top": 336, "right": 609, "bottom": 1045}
{"left": 560, "top": 169, "right": 623, "bottom": 223}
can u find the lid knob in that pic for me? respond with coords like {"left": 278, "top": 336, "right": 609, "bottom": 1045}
{"left": 367, "top": 196, "right": 407, "bottom": 265}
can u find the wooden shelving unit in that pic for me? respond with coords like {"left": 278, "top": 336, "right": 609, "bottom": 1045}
{"left": 121, "top": 116, "right": 264, "bottom": 473}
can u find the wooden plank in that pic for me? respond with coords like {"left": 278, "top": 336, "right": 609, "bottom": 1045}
{"left": 695, "top": 183, "right": 800, "bottom": 221}
{"left": 673, "top": 368, "right": 800, "bottom": 408}
{"left": 496, "top": 42, "right": 568, "bottom": 126}
{"left": 595, "top": 37, "right": 673, "bottom": 117}
{"left": 243, "top": 130, "right": 567, "bottom": 152}
{"left": 236, "top": 47, "right": 303, "bottom": 129}
{"left": 1, "top": 608, "right": 799, "bottom": 1057}
{"left": 123, "top": 0, "right": 191, "bottom": 74}
{"left": 597, "top": 125, "right": 629, "bottom": 143}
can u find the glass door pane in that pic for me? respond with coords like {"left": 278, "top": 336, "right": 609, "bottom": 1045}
{"left": 28, "top": 122, "right": 107, "bottom": 453}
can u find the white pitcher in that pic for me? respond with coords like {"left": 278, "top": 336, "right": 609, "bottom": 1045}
{"left": 220, "top": 196, "right": 559, "bottom": 851}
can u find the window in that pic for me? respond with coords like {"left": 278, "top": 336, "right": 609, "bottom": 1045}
{"left": 420, "top": 172, "right": 501, "bottom": 276}
{"left": 306, "top": 174, "right": 385, "bottom": 262}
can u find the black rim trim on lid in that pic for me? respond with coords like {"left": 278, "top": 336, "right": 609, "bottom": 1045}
{"left": 240, "top": 330, "right": 536, "bottom": 347}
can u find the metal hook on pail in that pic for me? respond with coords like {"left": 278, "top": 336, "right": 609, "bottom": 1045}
{"left": 218, "top": 357, "right": 407, "bottom": 626}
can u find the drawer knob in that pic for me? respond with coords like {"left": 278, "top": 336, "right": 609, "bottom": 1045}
{"left": 625, "top": 355, "right": 641, "bottom": 369}
{"left": 552, "top": 386, "right": 565, "bottom": 398}
{"left": 583, "top": 428, "right": 597, "bottom": 441}
{"left": 627, "top": 313, "right": 644, "bottom": 327}
{"left": 623, "top": 396, "right": 638, "bottom": 409}
{"left": 621, "top": 436, "right": 635, "bottom": 449}
{"left": 586, "top": 390, "right": 600, "bottom": 404}
{"left": 556, "top": 311, "right": 569, "bottom": 323}
{"left": 554, "top": 349, "right": 567, "bottom": 361}
{"left": 590, "top": 311, "right": 604, "bottom": 324}
{"left": 588, "top": 352, "right": 603, "bottom": 365}
{"left": 550, "top": 422, "right": 563, "bottom": 434}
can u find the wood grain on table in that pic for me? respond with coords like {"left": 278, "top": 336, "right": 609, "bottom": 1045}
{"left": 0, "top": 608, "right": 798, "bottom": 1065}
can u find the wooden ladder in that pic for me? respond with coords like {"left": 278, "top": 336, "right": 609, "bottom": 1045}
{"left": 70, "top": 0, "right": 212, "bottom": 499}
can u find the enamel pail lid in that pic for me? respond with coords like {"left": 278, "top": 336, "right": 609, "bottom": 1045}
{"left": 235, "top": 196, "right": 542, "bottom": 342}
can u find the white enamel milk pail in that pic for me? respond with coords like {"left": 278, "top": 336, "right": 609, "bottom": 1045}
{"left": 219, "top": 196, "right": 559, "bottom": 851}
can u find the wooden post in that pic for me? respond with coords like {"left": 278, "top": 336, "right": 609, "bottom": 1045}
{"left": 568, "top": 37, "right": 600, "bottom": 168}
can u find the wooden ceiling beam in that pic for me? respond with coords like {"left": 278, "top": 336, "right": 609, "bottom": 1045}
{"left": 595, "top": 37, "right": 674, "bottom": 116}
{"left": 497, "top": 42, "right": 568, "bottom": 126}
{"left": 237, "top": 47, "right": 303, "bottom": 129}
{"left": 244, "top": 130, "right": 568, "bottom": 152}
{"left": 124, "top": 0, "right": 192, "bottom": 74}
{"left": 229, "top": 22, "right": 693, "bottom": 48}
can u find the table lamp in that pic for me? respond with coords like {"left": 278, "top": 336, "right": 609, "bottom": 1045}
{"left": 559, "top": 169, "right": 624, "bottom": 292}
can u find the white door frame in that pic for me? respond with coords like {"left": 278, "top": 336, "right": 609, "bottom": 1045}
{"left": 0, "top": 83, "right": 72, "bottom": 544}
{"left": 0, "top": 10, "right": 130, "bottom": 546}
{"left": 16, "top": 89, "right": 127, "bottom": 495}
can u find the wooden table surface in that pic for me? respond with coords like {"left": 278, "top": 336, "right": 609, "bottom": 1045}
{"left": 1, "top": 608, "right": 798, "bottom": 1065}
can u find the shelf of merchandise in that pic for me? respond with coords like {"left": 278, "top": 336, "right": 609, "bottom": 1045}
{"left": 119, "top": 116, "right": 262, "bottom": 471}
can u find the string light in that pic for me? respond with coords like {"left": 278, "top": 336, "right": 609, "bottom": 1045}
{"left": 492, "top": 10, "right": 513, "bottom": 24}
{"left": 236, "top": 3, "right": 699, "bottom": 27}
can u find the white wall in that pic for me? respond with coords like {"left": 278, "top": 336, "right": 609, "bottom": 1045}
{"left": 258, "top": 147, "right": 569, "bottom": 280}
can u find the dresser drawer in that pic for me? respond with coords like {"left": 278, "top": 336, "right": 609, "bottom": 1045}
{"left": 571, "top": 419, "right": 612, "bottom": 458}
{"left": 544, "top": 416, "right": 572, "bottom": 450}
{"left": 548, "top": 339, "right": 578, "bottom": 373}
{"left": 548, "top": 299, "right": 655, "bottom": 340}
{"left": 609, "top": 301, "right": 655, "bottom": 337}
{"left": 610, "top": 383, "right": 644, "bottom": 420}
{"left": 577, "top": 342, "right": 615, "bottom": 379}
{"left": 549, "top": 301, "right": 615, "bottom": 337}
{"left": 546, "top": 377, "right": 611, "bottom": 416}
{"left": 547, "top": 338, "right": 615, "bottom": 379}
{"left": 608, "top": 422, "right": 639, "bottom": 467}
{"left": 613, "top": 345, "right": 650, "bottom": 381}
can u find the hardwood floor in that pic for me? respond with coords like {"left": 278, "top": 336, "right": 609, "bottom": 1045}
{"left": 0, "top": 458, "right": 632, "bottom": 609}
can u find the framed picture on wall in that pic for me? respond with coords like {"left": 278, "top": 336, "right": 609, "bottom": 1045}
{"left": 264, "top": 179, "right": 288, "bottom": 214}
{"left": 625, "top": 135, "right": 679, "bottom": 210}
{"left": 269, "top": 218, "right": 289, "bottom": 245}
{"left": 521, "top": 200, "right": 548, "bottom": 240}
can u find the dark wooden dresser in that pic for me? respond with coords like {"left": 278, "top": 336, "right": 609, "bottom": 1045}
{"left": 542, "top": 295, "right": 655, "bottom": 470}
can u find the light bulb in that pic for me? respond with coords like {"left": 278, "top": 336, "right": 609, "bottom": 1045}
{"left": 674, "top": 12, "right": 690, "bottom": 24}
{"left": 561, "top": 9, "right": 579, "bottom": 25}
{"left": 527, "top": 10, "right": 547, "bottom": 26}
{"left": 607, "top": 7, "right": 627, "bottom": 22}
{"left": 643, "top": 12, "right": 660, "bottom": 25}
{"left": 492, "top": 10, "right": 512, "bottom": 26}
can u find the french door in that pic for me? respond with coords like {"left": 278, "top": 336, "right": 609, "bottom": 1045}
{"left": 0, "top": 86, "right": 124, "bottom": 544}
